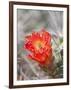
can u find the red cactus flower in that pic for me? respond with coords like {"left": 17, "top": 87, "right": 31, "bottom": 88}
{"left": 24, "top": 28, "right": 52, "bottom": 65}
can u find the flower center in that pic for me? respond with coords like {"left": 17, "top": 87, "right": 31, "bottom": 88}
{"left": 34, "top": 41, "right": 44, "bottom": 50}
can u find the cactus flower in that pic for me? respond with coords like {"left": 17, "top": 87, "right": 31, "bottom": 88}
{"left": 24, "top": 28, "right": 52, "bottom": 65}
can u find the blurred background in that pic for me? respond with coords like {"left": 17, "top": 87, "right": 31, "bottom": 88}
{"left": 17, "top": 9, "right": 63, "bottom": 80}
